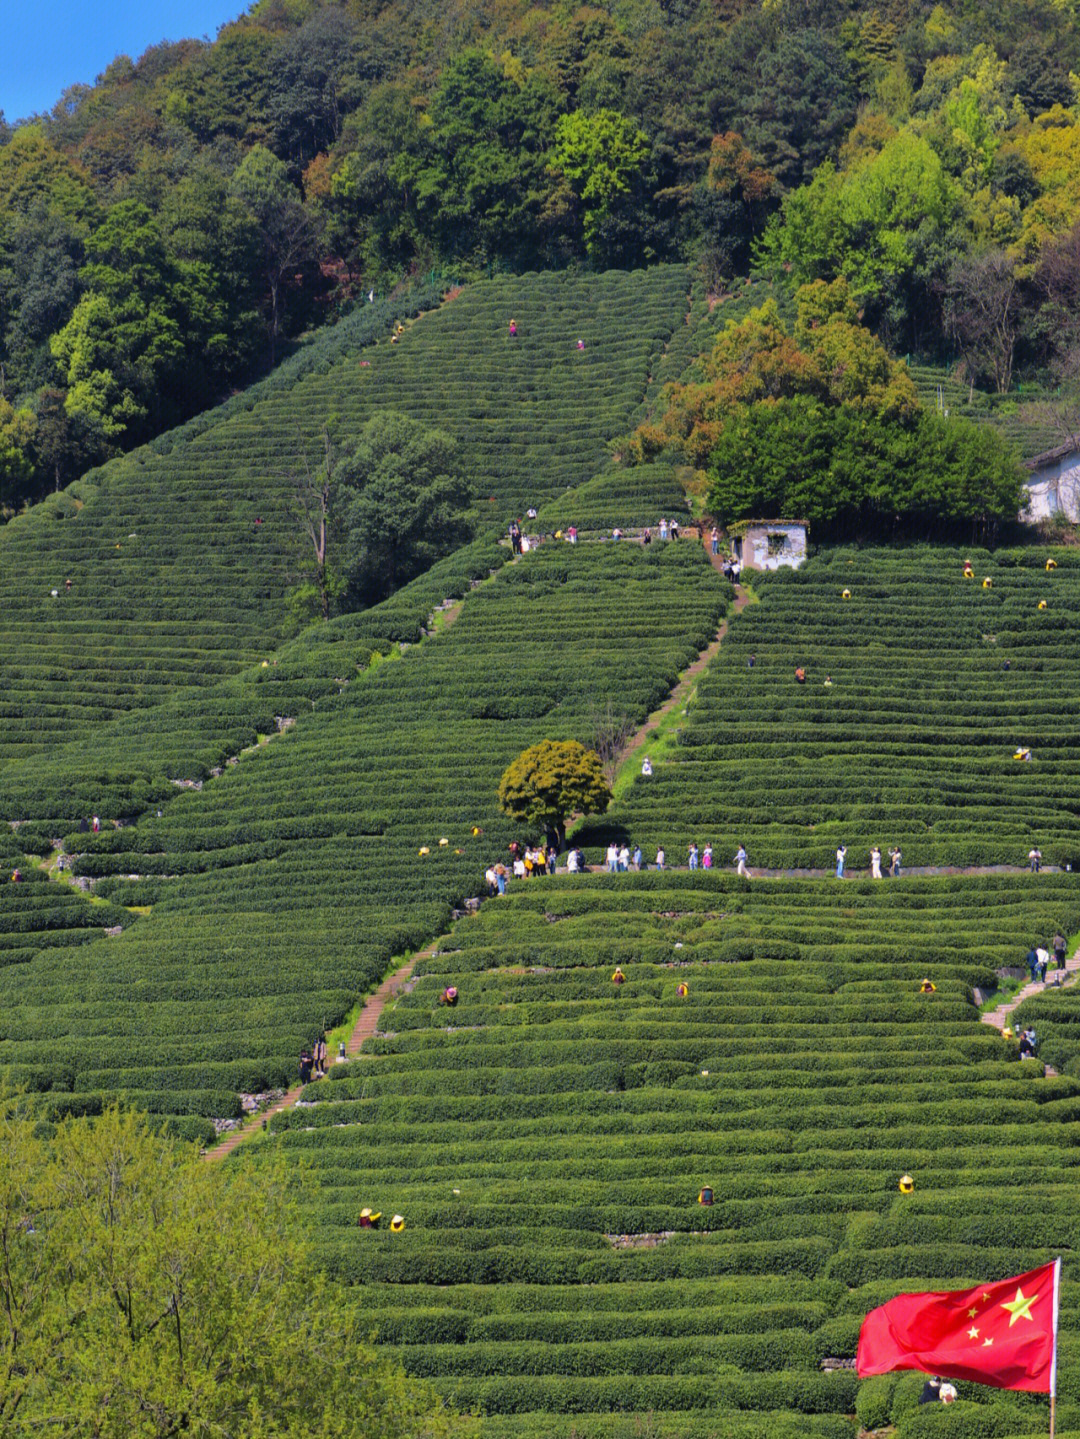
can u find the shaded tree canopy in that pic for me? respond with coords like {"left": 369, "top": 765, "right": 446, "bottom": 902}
{"left": 706, "top": 391, "right": 1024, "bottom": 541}
{"left": 331, "top": 411, "right": 473, "bottom": 608}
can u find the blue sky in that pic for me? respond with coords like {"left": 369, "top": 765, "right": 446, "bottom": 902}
{"left": 2, "top": 0, "right": 248, "bottom": 123}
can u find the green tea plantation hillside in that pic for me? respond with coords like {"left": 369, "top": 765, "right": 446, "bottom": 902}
{"left": 585, "top": 546, "right": 1080, "bottom": 869}
{"left": 0, "top": 269, "right": 689, "bottom": 768}
{"left": 4, "top": 261, "right": 1080, "bottom": 1439}
{"left": 247, "top": 875, "right": 1080, "bottom": 1437}
{"left": 0, "top": 542, "right": 728, "bottom": 1131}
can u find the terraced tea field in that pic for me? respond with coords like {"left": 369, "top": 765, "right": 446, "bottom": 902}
{"left": 590, "top": 546, "right": 1080, "bottom": 870}
{"left": 0, "top": 269, "right": 689, "bottom": 767}
{"left": 4, "top": 266, "right": 1080, "bottom": 1439}
{"left": 0, "top": 543, "right": 728, "bottom": 1132}
{"left": 248, "top": 875, "right": 1080, "bottom": 1437}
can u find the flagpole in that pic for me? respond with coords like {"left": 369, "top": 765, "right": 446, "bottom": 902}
{"left": 1050, "top": 1257, "right": 1062, "bottom": 1439}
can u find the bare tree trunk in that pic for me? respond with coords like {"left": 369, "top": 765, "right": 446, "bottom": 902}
{"left": 292, "top": 427, "right": 334, "bottom": 620}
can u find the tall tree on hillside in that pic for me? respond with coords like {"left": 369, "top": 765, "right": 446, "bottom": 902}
{"left": 941, "top": 249, "right": 1023, "bottom": 394}
{"left": 290, "top": 425, "right": 339, "bottom": 622}
{"left": 267, "top": 8, "right": 357, "bottom": 176}
{"left": 49, "top": 200, "right": 185, "bottom": 441}
{"left": 389, "top": 52, "right": 563, "bottom": 267}
{"left": 321, "top": 83, "right": 425, "bottom": 280}
{"left": 229, "top": 145, "right": 317, "bottom": 365}
{"left": 498, "top": 740, "right": 612, "bottom": 850}
{"left": 331, "top": 411, "right": 472, "bottom": 607}
{"left": 549, "top": 108, "right": 651, "bottom": 264}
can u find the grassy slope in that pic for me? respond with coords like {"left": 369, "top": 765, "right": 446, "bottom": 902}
{"left": 5, "top": 263, "right": 1080, "bottom": 1439}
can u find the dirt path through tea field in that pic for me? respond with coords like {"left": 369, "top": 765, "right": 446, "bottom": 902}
{"left": 203, "top": 937, "right": 444, "bottom": 1161}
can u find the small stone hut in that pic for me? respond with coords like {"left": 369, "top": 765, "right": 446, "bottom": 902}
{"left": 730, "top": 520, "right": 808, "bottom": 572}
{"left": 1024, "top": 443, "right": 1080, "bottom": 523}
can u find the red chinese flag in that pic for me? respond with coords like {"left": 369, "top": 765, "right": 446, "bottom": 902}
{"left": 857, "top": 1260, "right": 1060, "bottom": 1394}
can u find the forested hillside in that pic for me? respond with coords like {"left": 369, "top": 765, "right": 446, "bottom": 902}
{"left": 4, "top": 0, "right": 1080, "bottom": 512}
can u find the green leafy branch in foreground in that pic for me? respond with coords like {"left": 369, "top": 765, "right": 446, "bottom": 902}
{"left": 0, "top": 1096, "right": 468, "bottom": 1439}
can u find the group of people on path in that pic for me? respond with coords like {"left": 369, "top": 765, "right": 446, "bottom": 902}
{"left": 1026, "top": 933, "right": 1068, "bottom": 986}
{"left": 606, "top": 842, "right": 645, "bottom": 872}
{"left": 836, "top": 845, "right": 901, "bottom": 879}
{"left": 508, "top": 518, "right": 576, "bottom": 553}
{"left": 299, "top": 1036, "right": 328, "bottom": 1083}
{"left": 686, "top": 842, "right": 749, "bottom": 876}
{"left": 484, "top": 841, "right": 566, "bottom": 892}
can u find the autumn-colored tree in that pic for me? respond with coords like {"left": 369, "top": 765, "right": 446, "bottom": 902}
{"left": 632, "top": 280, "right": 916, "bottom": 465}
{"left": 497, "top": 740, "right": 612, "bottom": 849}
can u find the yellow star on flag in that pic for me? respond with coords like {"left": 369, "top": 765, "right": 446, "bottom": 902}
{"left": 983, "top": 1337, "right": 994, "bottom": 1347}
{"left": 967, "top": 1306, "right": 978, "bottom": 1317}
{"left": 968, "top": 1327, "right": 979, "bottom": 1339}
{"left": 1001, "top": 1288, "right": 1038, "bottom": 1327}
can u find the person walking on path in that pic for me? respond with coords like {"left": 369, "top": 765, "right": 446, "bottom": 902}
{"left": 632, "top": 844, "right": 643, "bottom": 871}
{"left": 688, "top": 843, "right": 699, "bottom": 870}
{"left": 836, "top": 844, "right": 847, "bottom": 879}
{"left": 870, "top": 846, "right": 882, "bottom": 879}
{"left": 606, "top": 843, "right": 619, "bottom": 874}
{"left": 656, "top": 847, "right": 666, "bottom": 871}
{"left": 889, "top": 847, "right": 902, "bottom": 878}
{"left": 734, "top": 844, "right": 748, "bottom": 878}
{"left": 1029, "top": 846, "right": 1043, "bottom": 873}
{"left": 1027, "top": 945, "right": 1040, "bottom": 984}
{"left": 710, "top": 527, "right": 719, "bottom": 556}
{"left": 1053, "top": 932, "right": 1068, "bottom": 980}
{"left": 702, "top": 844, "right": 713, "bottom": 870}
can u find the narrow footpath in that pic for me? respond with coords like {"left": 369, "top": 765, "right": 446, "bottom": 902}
{"left": 617, "top": 579, "right": 749, "bottom": 774}
{"left": 980, "top": 948, "right": 1080, "bottom": 1075}
{"left": 204, "top": 938, "right": 444, "bottom": 1161}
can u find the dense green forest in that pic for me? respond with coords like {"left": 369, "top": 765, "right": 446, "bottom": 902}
{"left": 2, "top": 0, "right": 1080, "bottom": 513}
